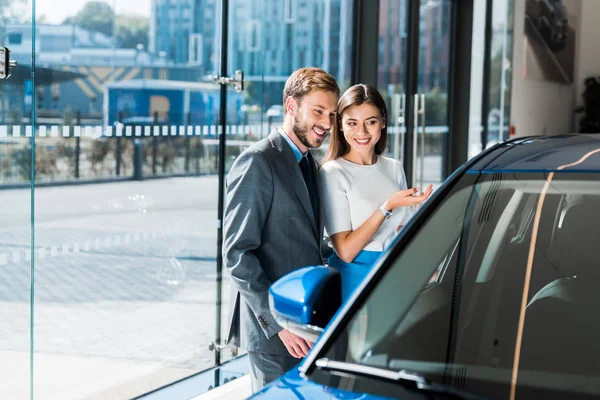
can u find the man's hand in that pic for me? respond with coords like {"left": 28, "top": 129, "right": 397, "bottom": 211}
{"left": 278, "top": 329, "right": 313, "bottom": 358}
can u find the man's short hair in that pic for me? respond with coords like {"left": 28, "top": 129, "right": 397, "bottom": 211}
{"left": 282, "top": 67, "right": 340, "bottom": 114}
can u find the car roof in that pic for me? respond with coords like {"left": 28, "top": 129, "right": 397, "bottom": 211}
{"left": 468, "top": 134, "right": 600, "bottom": 173}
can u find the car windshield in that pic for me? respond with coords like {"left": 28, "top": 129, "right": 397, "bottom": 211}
{"left": 310, "top": 171, "right": 600, "bottom": 399}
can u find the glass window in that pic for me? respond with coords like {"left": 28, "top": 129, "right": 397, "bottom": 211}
{"left": 226, "top": 0, "right": 354, "bottom": 162}
{"left": 0, "top": 68, "right": 32, "bottom": 400}
{"left": 3, "top": 0, "right": 356, "bottom": 396}
{"left": 486, "top": 0, "right": 514, "bottom": 147}
{"left": 39, "top": 35, "right": 72, "bottom": 52}
{"left": 378, "top": 0, "right": 452, "bottom": 188}
{"left": 469, "top": 0, "right": 515, "bottom": 158}
{"left": 311, "top": 172, "right": 600, "bottom": 399}
{"left": 467, "top": 0, "right": 487, "bottom": 159}
{"left": 189, "top": 33, "right": 203, "bottom": 64}
{"left": 8, "top": 32, "right": 22, "bottom": 45}
{"left": 27, "top": 0, "right": 224, "bottom": 398}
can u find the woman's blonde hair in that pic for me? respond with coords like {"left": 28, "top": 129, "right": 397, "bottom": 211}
{"left": 324, "top": 84, "right": 388, "bottom": 162}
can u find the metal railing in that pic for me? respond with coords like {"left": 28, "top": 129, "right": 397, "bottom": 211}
{"left": 0, "top": 123, "right": 503, "bottom": 188}
{"left": 0, "top": 122, "right": 267, "bottom": 187}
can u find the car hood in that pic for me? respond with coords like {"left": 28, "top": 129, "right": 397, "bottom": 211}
{"left": 249, "top": 367, "right": 394, "bottom": 400}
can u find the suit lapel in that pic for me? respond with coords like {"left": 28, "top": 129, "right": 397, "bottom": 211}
{"left": 311, "top": 153, "right": 323, "bottom": 237}
{"left": 269, "top": 130, "right": 318, "bottom": 238}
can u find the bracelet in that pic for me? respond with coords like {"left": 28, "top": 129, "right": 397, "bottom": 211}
{"left": 377, "top": 204, "right": 392, "bottom": 219}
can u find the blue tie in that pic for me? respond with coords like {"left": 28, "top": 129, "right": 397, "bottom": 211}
{"left": 299, "top": 153, "right": 318, "bottom": 224}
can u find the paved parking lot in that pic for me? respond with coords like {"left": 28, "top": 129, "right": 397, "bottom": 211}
{"left": 0, "top": 177, "right": 237, "bottom": 400}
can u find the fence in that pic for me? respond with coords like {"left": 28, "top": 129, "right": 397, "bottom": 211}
{"left": 0, "top": 121, "right": 271, "bottom": 186}
{"left": 0, "top": 123, "right": 476, "bottom": 188}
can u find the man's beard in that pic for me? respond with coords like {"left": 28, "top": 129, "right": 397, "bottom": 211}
{"left": 292, "top": 115, "right": 325, "bottom": 149}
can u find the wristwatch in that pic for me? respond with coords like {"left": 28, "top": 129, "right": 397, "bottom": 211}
{"left": 377, "top": 204, "right": 392, "bottom": 219}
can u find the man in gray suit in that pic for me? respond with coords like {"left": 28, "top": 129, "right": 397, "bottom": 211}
{"left": 223, "top": 67, "right": 340, "bottom": 392}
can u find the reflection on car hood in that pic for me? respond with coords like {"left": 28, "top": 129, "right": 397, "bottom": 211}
{"left": 249, "top": 367, "right": 394, "bottom": 400}
{"left": 468, "top": 135, "right": 600, "bottom": 173}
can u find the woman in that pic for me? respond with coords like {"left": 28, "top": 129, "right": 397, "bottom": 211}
{"left": 320, "top": 84, "right": 433, "bottom": 302}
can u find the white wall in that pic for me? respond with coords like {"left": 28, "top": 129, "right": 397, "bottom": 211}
{"left": 510, "top": 0, "right": 582, "bottom": 137}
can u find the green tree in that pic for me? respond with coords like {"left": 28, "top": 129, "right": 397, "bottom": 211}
{"left": 62, "top": 3, "right": 150, "bottom": 49}
{"left": 115, "top": 14, "right": 149, "bottom": 49}
{"left": 243, "top": 80, "right": 259, "bottom": 106}
{"left": 63, "top": 1, "right": 115, "bottom": 37}
{"left": 0, "top": 0, "right": 26, "bottom": 42}
{"left": 89, "top": 140, "right": 112, "bottom": 173}
{"left": 0, "top": 0, "right": 13, "bottom": 18}
{"left": 12, "top": 145, "right": 58, "bottom": 181}
{"left": 0, "top": 0, "right": 25, "bottom": 20}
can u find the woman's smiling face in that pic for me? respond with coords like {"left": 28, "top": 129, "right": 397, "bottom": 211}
{"left": 340, "top": 103, "right": 385, "bottom": 157}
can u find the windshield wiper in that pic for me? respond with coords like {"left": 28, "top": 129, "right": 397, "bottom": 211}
{"left": 315, "top": 358, "right": 486, "bottom": 400}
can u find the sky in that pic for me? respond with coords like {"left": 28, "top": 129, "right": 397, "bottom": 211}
{"left": 28, "top": 0, "right": 150, "bottom": 24}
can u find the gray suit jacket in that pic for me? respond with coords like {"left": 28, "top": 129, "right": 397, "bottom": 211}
{"left": 223, "top": 129, "right": 323, "bottom": 355}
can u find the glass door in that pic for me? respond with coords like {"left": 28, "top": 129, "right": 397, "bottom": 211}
{"left": 217, "top": 0, "right": 355, "bottom": 372}
{"left": 28, "top": 0, "right": 226, "bottom": 398}
{"left": 0, "top": 2, "right": 34, "bottom": 398}
{"left": 379, "top": 0, "right": 453, "bottom": 190}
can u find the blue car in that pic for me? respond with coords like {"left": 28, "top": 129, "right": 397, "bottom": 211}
{"left": 253, "top": 134, "right": 600, "bottom": 400}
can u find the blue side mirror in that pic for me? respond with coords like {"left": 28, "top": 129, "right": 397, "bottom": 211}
{"left": 269, "top": 266, "right": 341, "bottom": 342}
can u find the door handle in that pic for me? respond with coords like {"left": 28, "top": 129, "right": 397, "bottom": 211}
{"left": 393, "top": 93, "right": 406, "bottom": 161}
{"left": 0, "top": 47, "right": 17, "bottom": 80}
{"left": 413, "top": 94, "right": 419, "bottom": 187}
{"left": 213, "top": 69, "right": 244, "bottom": 93}
{"left": 413, "top": 94, "right": 425, "bottom": 188}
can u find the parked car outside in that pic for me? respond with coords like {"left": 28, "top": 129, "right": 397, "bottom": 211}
{"left": 255, "top": 134, "right": 600, "bottom": 400}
